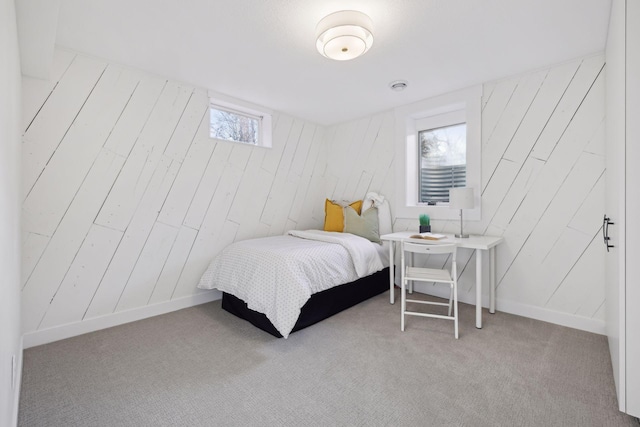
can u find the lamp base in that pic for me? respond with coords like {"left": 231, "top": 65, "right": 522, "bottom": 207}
{"left": 455, "top": 233, "right": 469, "bottom": 238}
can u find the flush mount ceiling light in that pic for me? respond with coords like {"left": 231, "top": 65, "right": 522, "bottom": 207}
{"left": 316, "top": 10, "right": 374, "bottom": 61}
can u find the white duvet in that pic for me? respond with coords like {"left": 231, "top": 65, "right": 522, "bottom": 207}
{"left": 198, "top": 230, "right": 387, "bottom": 338}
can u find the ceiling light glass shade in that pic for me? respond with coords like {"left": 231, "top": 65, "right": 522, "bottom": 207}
{"left": 316, "top": 10, "right": 374, "bottom": 61}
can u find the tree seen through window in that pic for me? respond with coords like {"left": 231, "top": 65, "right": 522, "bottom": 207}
{"left": 210, "top": 107, "right": 259, "bottom": 145}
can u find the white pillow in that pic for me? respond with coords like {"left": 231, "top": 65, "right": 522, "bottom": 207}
{"left": 363, "top": 192, "right": 392, "bottom": 236}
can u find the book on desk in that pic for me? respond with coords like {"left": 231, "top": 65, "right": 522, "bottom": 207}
{"left": 409, "top": 232, "right": 447, "bottom": 240}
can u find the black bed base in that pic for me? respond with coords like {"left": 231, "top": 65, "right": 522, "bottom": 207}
{"left": 221, "top": 267, "right": 390, "bottom": 338}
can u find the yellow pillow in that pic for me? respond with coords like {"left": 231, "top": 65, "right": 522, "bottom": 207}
{"left": 323, "top": 199, "right": 363, "bottom": 232}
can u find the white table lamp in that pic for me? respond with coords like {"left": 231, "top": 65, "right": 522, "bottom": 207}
{"left": 449, "top": 187, "right": 474, "bottom": 238}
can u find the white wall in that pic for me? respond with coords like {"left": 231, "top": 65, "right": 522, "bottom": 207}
{"left": 323, "top": 111, "right": 396, "bottom": 209}
{"left": 624, "top": 0, "right": 640, "bottom": 415}
{"left": 21, "top": 48, "right": 328, "bottom": 347}
{"left": 326, "top": 54, "right": 606, "bottom": 334}
{"left": 15, "top": 0, "right": 60, "bottom": 80}
{"left": 21, "top": 47, "right": 607, "bottom": 347}
{"left": 0, "top": 0, "right": 23, "bottom": 424}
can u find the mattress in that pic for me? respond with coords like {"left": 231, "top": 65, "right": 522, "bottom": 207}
{"left": 198, "top": 230, "right": 389, "bottom": 338}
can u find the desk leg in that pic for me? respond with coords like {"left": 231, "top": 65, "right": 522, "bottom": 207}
{"left": 476, "top": 249, "right": 483, "bottom": 329}
{"left": 389, "top": 241, "right": 395, "bottom": 304}
{"left": 490, "top": 246, "right": 496, "bottom": 314}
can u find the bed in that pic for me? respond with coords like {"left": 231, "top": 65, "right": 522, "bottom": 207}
{"left": 197, "top": 192, "right": 393, "bottom": 338}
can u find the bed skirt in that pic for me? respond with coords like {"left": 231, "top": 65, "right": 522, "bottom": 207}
{"left": 221, "top": 267, "right": 390, "bottom": 338}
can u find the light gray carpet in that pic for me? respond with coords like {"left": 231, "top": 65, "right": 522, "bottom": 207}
{"left": 19, "top": 292, "right": 639, "bottom": 427}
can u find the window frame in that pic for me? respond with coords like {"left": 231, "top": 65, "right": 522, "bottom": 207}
{"left": 394, "top": 86, "right": 482, "bottom": 221}
{"left": 208, "top": 90, "right": 273, "bottom": 148}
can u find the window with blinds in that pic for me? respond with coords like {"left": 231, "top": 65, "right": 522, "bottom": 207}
{"left": 418, "top": 122, "right": 466, "bottom": 204}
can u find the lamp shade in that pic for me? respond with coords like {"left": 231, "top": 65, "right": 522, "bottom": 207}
{"left": 449, "top": 187, "right": 474, "bottom": 210}
{"left": 316, "top": 10, "right": 374, "bottom": 61}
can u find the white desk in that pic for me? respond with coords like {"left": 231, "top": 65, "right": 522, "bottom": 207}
{"left": 380, "top": 231, "right": 504, "bottom": 329}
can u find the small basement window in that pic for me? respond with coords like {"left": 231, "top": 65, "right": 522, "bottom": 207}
{"left": 209, "top": 93, "right": 272, "bottom": 148}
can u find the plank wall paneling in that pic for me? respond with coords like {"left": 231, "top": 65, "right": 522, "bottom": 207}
{"left": 21, "top": 48, "right": 606, "bottom": 343}
{"left": 326, "top": 54, "right": 606, "bottom": 333}
{"left": 21, "top": 48, "right": 328, "bottom": 341}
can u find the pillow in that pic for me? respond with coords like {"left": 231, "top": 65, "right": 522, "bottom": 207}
{"left": 323, "top": 199, "right": 363, "bottom": 232}
{"left": 363, "top": 192, "right": 393, "bottom": 236}
{"left": 344, "top": 206, "right": 381, "bottom": 243}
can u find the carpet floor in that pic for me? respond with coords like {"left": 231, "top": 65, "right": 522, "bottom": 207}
{"left": 19, "top": 292, "right": 639, "bottom": 426}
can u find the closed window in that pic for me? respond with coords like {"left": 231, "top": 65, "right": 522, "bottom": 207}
{"left": 209, "top": 93, "right": 272, "bottom": 148}
{"left": 210, "top": 106, "right": 260, "bottom": 145}
{"left": 418, "top": 122, "right": 466, "bottom": 204}
{"left": 394, "top": 86, "right": 481, "bottom": 221}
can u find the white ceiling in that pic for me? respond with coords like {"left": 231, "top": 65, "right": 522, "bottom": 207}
{"left": 52, "top": 0, "right": 611, "bottom": 126}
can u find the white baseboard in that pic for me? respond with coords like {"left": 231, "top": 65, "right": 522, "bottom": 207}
{"left": 23, "top": 283, "right": 606, "bottom": 349}
{"left": 411, "top": 283, "right": 605, "bottom": 335}
{"left": 495, "top": 298, "right": 606, "bottom": 335}
{"left": 23, "top": 291, "right": 221, "bottom": 349}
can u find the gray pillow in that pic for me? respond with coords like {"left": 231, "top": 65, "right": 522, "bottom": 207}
{"left": 344, "top": 206, "right": 381, "bottom": 244}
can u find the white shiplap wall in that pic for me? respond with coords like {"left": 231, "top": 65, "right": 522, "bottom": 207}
{"left": 326, "top": 54, "right": 606, "bottom": 333}
{"left": 482, "top": 55, "right": 606, "bottom": 323}
{"left": 21, "top": 48, "right": 606, "bottom": 344}
{"left": 21, "top": 48, "right": 327, "bottom": 345}
{"left": 324, "top": 111, "right": 396, "bottom": 211}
